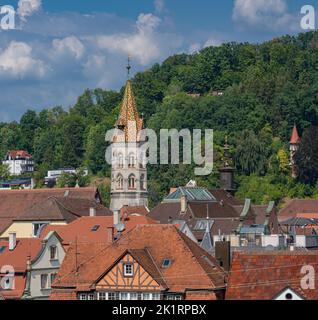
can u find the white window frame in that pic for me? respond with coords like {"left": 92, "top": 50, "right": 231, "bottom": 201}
{"left": 79, "top": 293, "right": 87, "bottom": 300}
{"left": 123, "top": 263, "right": 134, "bottom": 277}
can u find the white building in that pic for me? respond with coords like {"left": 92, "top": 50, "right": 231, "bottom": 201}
{"left": 2, "top": 150, "right": 34, "bottom": 176}
{"left": 22, "top": 231, "right": 66, "bottom": 300}
{"left": 44, "top": 168, "right": 88, "bottom": 186}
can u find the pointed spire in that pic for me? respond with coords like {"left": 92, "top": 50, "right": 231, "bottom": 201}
{"left": 290, "top": 124, "right": 300, "bottom": 144}
{"left": 115, "top": 77, "right": 143, "bottom": 142}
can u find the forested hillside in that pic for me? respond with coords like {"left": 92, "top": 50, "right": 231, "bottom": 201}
{"left": 1, "top": 31, "right": 318, "bottom": 207}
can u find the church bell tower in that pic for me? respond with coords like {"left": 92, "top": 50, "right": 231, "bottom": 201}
{"left": 110, "top": 59, "right": 148, "bottom": 212}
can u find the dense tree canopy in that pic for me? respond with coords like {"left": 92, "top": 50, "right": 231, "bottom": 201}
{"left": 1, "top": 31, "right": 318, "bottom": 206}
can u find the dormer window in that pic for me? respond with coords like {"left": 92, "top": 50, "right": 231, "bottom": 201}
{"left": 123, "top": 263, "right": 134, "bottom": 277}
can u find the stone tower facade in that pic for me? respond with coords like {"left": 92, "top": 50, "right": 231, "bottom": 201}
{"left": 290, "top": 124, "right": 300, "bottom": 178}
{"left": 110, "top": 80, "right": 148, "bottom": 212}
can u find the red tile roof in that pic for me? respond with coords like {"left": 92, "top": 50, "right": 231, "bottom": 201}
{"left": 0, "top": 187, "right": 101, "bottom": 234}
{"left": 16, "top": 197, "right": 112, "bottom": 222}
{"left": 226, "top": 251, "right": 318, "bottom": 300}
{"left": 290, "top": 125, "right": 300, "bottom": 144}
{"left": 40, "top": 215, "right": 158, "bottom": 247}
{"left": 279, "top": 199, "right": 318, "bottom": 221}
{"left": 7, "top": 150, "right": 32, "bottom": 159}
{"left": 120, "top": 205, "right": 149, "bottom": 218}
{"left": 52, "top": 225, "right": 226, "bottom": 297}
{"left": 0, "top": 238, "right": 42, "bottom": 299}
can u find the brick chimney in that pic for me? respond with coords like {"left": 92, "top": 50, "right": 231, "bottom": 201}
{"left": 107, "top": 227, "right": 114, "bottom": 243}
{"left": 9, "top": 232, "right": 17, "bottom": 251}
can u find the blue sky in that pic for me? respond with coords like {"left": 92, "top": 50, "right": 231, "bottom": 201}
{"left": 0, "top": 0, "right": 316, "bottom": 121}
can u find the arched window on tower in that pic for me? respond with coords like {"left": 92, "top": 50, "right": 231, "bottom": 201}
{"left": 116, "top": 174, "right": 124, "bottom": 190}
{"left": 140, "top": 174, "right": 145, "bottom": 190}
{"left": 128, "top": 174, "right": 136, "bottom": 190}
{"left": 128, "top": 153, "right": 135, "bottom": 168}
{"left": 118, "top": 153, "right": 124, "bottom": 168}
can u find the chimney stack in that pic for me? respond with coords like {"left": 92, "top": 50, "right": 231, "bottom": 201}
{"left": 180, "top": 195, "right": 187, "bottom": 214}
{"left": 215, "top": 240, "right": 231, "bottom": 272}
{"left": 89, "top": 207, "right": 96, "bottom": 217}
{"left": 114, "top": 210, "right": 120, "bottom": 225}
{"left": 107, "top": 227, "right": 114, "bottom": 243}
{"left": 9, "top": 232, "right": 17, "bottom": 251}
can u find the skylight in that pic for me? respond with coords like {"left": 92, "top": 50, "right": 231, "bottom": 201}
{"left": 91, "top": 225, "right": 100, "bottom": 232}
{"left": 0, "top": 246, "right": 6, "bottom": 254}
{"left": 162, "top": 259, "right": 172, "bottom": 268}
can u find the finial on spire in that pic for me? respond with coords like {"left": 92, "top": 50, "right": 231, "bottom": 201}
{"left": 127, "top": 55, "right": 131, "bottom": 78}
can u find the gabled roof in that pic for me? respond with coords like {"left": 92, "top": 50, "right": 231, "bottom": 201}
{"left": 97, "top": 248, "right": 168, "bottom": 289}
{"left": 0, "top": 187, "right": 102, "bottom": 234}
{"left": 52, "top": 225, "right": 226, "bottom": 295}
{"left": 226, "top": 251, "right": 318, "bottom": 300}
{"left": 290, "top": 125, "right": 300, "bottom": 144}
{"left": 6, "top": 150, "right": 32, "bottom": 159}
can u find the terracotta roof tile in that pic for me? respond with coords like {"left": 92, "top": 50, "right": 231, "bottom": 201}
{"left": 226, "top": 251, "right": 318, "bottom": 300}
{"left": 290, "top": 125, "right": 300, "bottom": 144}
{"left": 40, "top": 215, "right": 158, "bottom": 246}
{"left": 0, "top": 187, "right": 101, "bottom": 234}
{"left": 52, "top": 225, "right": 226, "bottom": 297}
{"left": 279, "top": 199, "right": 318, "bottom": 221}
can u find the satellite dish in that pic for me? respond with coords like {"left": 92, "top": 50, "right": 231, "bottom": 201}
{"left": 115, "top": 223, "right": 125, "bottom": 233}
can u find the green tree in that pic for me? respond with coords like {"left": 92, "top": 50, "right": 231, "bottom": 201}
{"left": 295, "top": 125, "right": 318, "bottom": 185}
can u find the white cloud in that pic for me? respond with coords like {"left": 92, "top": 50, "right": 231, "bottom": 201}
{"left": 154, "top": 0, "right": 165, "bottom": 14}
{"left": 233, "top": 0, "right": 299, "bottom": 31}
{"left": 52, "top": 36, "right": 85, "bottom": 59}
{"left": 18, "top": 0, "right": 42, "bottom": 20}
{"left": 95, "top": 13, "right": 181, "bottom": 65}
{"left": 0, "top": 41, "right": 47, "bottom": 79}
{"left": 189, "top": 36, "right": 223, "bottom": 54}
{"left": 204, "top": 37, "right": 223, "bottom": 48}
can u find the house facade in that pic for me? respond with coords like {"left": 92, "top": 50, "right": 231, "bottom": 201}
{"left": 3, "top": 150, "right": 34, "bottom": 176}
{"left": 23, "top": 231, "right": 66, "bottom": 300}
{"left": 51, "top": 225, "right": 226, "bottom": 300}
